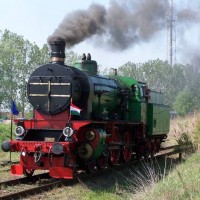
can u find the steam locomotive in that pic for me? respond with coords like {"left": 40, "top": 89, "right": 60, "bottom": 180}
{"left": 1, "top": 41, "right": 170, "bottom": 179}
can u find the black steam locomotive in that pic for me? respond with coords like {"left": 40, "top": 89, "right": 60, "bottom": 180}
{"left": 1, "top": 40, "right": 170, "bottom": 179}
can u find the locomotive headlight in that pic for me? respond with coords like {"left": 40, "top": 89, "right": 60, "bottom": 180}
{"left": 15, "top": 126, "right": 25, "bottom": 137}
{"left": 85, "top": 130, "right": 95, "bottom": 141}
{"left": 63, "top": 127, "right": 74, "bottom": 137}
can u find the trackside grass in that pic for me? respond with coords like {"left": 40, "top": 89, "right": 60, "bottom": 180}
{"left": 131, "top": 113, "right": 200, "bottom": 200}
{"left": 132, "top": 153, "right": 200, "bottom": 200}
{"left": 0, "top": 123, "right": 19, "bottom": 162}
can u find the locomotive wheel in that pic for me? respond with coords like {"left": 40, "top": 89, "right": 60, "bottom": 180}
{"left": 136, "top": 139, "right": 154, "bottom": 159}
{"left": 109, "top": 150, "right": 120, "bottom": 166}
{"left": 85, "top": 159, "right": 96, "bottom": 173}
{"left": 122, "top": 132, "right": 132, "bottom": 163}
{"left": 108, "top": 126, "right": 120, "bottom": 166}
{"left": 96, "top": 154, "right": 108, "bottom": 170}
{"left": 145, "top": 140, "right": 154, "bottom": 158}
{"left": 135, "top": 143, "right": 146, "bottom": 160}
{"left": 23, "top": 168, "right": 34, "bottom": 177}
{"left": 122, "top": 147, "right": 132, "bottom": 163}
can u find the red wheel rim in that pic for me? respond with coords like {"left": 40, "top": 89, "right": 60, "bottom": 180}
{"left": 123, "top": 132, "right": 132, "bottom": 162}
{"left": 108, "top": 127, "right": 120, "bottom": 166}
{"left": 123, "top": 147, "right": 132, "bottom": 162}
{"left": 109, "top": 150, "right": 120, "bottom": 166}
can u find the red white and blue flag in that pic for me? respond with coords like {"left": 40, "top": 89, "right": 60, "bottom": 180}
{"left": 70, "top": 102, "right": 81, "bottom": 116}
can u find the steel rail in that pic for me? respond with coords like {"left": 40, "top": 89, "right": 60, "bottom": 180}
{"left": 0, "top": 173, "right": 49, "bottom": 188}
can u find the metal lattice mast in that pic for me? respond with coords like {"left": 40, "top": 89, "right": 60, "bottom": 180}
{"left": 167, "top": 0, "right": 176, "bottom": 66}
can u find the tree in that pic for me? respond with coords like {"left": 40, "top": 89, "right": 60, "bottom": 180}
{"left": 173, "top": 89, "right": 193, "bottom": 116}
{"left": 65, "top": 50, "right": 81, "bottom": 66}
{"left": 183, "top": 64, "right": 200, "bottom": 110}
{"left": 118, "top": 62, "right": 141, "bottom": 79}
{"left": 0, "top": 30, "right": 49, "bottom": 114}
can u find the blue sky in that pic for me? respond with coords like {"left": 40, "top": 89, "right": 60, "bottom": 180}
{"left": 0, "top": 0, "right": 199, "bottom": 68}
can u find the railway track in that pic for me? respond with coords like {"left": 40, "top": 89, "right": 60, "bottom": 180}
{"left": 0, "top": 144, "right": 181, "bottom": 200}
{"left": 0, "top": 172, "right": 50, "bottom": 188}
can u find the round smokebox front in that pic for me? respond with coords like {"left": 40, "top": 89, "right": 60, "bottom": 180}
{"left": 27, "top": 63, "right": 72, "bottom": 115}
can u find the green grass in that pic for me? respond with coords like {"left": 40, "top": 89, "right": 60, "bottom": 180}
{"left": 0, "top": 123, "right": 19, "bottom": 162}
{"left": 132, "top": 153, "right": 200, "bottom": 200}
{"left": 43, "top": 184, "right": 125, "bottom": 200}
{"left": 131, "top": 115, "right": 200, "bottom": 200}
{"left": 83, "top": 188, "right": 123, "bottom": 200}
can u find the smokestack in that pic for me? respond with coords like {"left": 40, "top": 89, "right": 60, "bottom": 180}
{"left": 50, "top": 40, "right": 66, "bottom": 64}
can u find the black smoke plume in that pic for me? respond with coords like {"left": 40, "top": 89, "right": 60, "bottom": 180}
{"left": 48, "top": 0, "right": 200, "bottom": 50}
{"left": 48, "top": 0, "right": 168, "bottom": 49}
{"left": 48, "top": 4, "right": 106, "bottom": 47}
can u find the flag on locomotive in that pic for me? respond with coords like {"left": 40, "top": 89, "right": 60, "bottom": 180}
{"left": 11, "top": 100, "right": 19, "bottom": 116}
{"left": 70, "top": 102, "right": 81, "bottom": 116}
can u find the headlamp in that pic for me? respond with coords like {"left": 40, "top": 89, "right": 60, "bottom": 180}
{"left": 15, "top": 126, "right": 25, "bottom": 136}
{"left": 63, "top": 127, "right": 74, "bottom": 137}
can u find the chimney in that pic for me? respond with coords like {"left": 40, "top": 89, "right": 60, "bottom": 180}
{"left": 50, "top": 40, "right": 66, "bottom": 65}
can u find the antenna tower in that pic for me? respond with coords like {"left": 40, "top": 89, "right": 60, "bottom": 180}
{"left": 167, "top": 0, "right": 176, "bottom": 66}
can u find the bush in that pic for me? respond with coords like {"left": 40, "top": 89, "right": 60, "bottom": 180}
{"left": 175, "top": 132, "right": 197, "bottom": 154}
{"left": 0, "top": 123, "right": 11, "bottom": 143}
{"left": 173, "top": 90, "right": 193, "bottom": 116}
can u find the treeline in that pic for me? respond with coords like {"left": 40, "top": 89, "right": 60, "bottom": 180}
{"left": 116, "top": 60, "right": 200, "bottom": 116}
{"left": 0, "top": 30, "right": 49, "bottom": 115}
{"left": 0, "top": 30, "right": 199, "bottom": 117}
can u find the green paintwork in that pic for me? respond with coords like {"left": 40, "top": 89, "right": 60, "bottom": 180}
{"left": 74, "top": 60, "right": 97, "bottom": 75}
{"left": 112, "top": 76, "right": 140, "bottom": 99}
{"left": 92, "top": 129, "right": 106, "bottom": 158}
{"left": 149, "top": 91, "right": 164, "bottom": 104}
{"left": 73, "top": 60, "right": 170, "bottom": 136}
{"left": 147, "top": 103, "right": 170, "bottom": 136}
{"left": 111, "top": 76, "right": 142, "bottom": 121}
{"left": 91, "top": 76, "right": 120, "bottom": 119}
{"left": 129, "top": 101, "right": 141, "bottom": 122}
